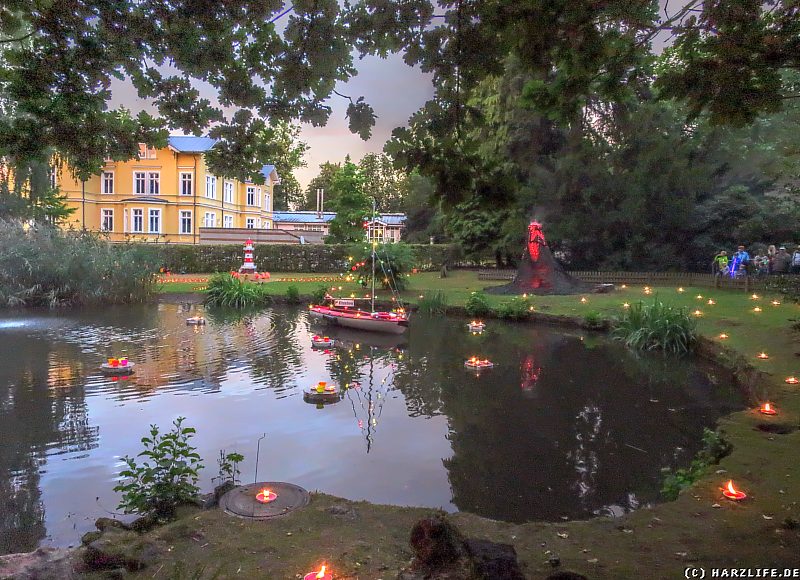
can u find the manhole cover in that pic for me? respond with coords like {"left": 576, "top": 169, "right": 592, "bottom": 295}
{"left": 220, "top": 482, "right": 310, "bottom": 520}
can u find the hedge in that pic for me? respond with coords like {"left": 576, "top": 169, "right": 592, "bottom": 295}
{"left": 156, "top": 243, "right": 464, "bottom": 273}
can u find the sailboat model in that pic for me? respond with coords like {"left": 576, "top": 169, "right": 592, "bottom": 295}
{"left": 309, "top": 201, "right": 409, "bottom": 335}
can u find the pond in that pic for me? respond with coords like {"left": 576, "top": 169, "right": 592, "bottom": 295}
{"left": 0, "top": 304, "right": 743, "bottom": 555}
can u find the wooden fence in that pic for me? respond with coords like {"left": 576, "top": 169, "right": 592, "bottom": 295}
{"left": 477, "top": 269, "right": 766, "bottom": 291}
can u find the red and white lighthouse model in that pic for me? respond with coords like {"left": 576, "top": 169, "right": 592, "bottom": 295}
{"left": 239, "top": 238, "right": 257, "bottom": 275}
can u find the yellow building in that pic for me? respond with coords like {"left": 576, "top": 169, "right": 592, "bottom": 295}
{"left": 58, "top": 137, "right": 279, "bottom": 243}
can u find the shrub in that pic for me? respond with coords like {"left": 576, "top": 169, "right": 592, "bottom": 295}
{"left": 465, "top": 291, "right": 492, "bottom": 317}
{"left": 114, "top": 417, "right": 203, "bottom": 518}
{"left": 496, "top": 297, "right": 532, "bottom": 320}
{"left": 583, "top": 310, "right": 605, "bottom": 330}
{"left": 612, "top": 299, "right": 696, "bottom": 353}
{"left": 417, "top": 290, "right": 448, "bottom": 315}
{"left": 346, "top": 242, "right": 415, "bottom": 291}
{"left": 285, "top": 284, "right": 301, "bottom": 304}
{"left": 311, "top": 285, "right": 329, "bottom": 304}
{"left": 0, "top": 219, "right": 160, "bottom": 307}
{"left": 204, "top": 273, "right": 271, "bottom": 308}
{"left": 661, "top": 428, "right": 732, "bottom": 500}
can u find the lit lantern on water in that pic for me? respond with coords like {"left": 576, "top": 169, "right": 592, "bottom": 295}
{"left": 255, "top": 488, "right": 277, "bottom": 503}
{"left": 718, "top": 333, "right": 729, "bottom": 339}
{"left": 304, "top": 564, "right": 332, "bottom": 580}
{"left": 721, "top": 480, "right": 747, "bottom": 501}
{"left": 759, "top": 402, "right": 777, "bottom": 415}
{"left": 756, "top": 352, "right": 769, "bottom": 360}
{"left": 785, "top": 376, "right": 799, "bottom": 384}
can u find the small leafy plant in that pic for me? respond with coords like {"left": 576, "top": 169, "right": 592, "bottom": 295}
{"left": 465, "top": 291, "right": 492, "bottom": 317}
{"left": 285, "top": 284, "right": 301, "bottom": 304}
{"left": 661, "top": 428, "right": 732, "bottom": 500}
{"left": 583, "top": 310, "right": 605, "bottom": 330}
{"left": 114, "top": 417, "right": 204, "bottom": 518}
{"left": 215, "top": 450, "right": 244, "bottom": 486}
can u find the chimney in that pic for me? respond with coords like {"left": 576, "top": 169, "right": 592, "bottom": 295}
{"left": 316, "top": 188, "right": 324, "bottom": 218}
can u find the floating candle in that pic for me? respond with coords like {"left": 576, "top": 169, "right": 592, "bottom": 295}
{"left": 785, "top": 376, "right": 799, "bottom": 384}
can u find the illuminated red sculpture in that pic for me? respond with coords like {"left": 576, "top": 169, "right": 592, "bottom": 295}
{"left": 527, "top": 221, "right": 546, "bottom": 262}
{"left": 487, "top": 220, "right": 599, "bottom": 295}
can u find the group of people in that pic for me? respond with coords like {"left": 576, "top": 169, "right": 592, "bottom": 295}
{"left": 713, "top": 245, "right": 800, "bottom": 277}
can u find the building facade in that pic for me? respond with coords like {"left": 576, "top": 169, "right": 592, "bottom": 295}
{"left": 58, "top": 137, "right": 279, "bottom": 243}
{"left": 273, "top": 211, "right": 406, "bottom": 243}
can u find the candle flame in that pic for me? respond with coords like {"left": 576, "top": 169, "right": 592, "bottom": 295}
{"left": 751, "top": 294, "right": 759, "bottom": 299}
{"left": 753, "top": 307, "right": 762, "bottom": 312}
{"left": 785, "top": 376, "right": 799, "bottom": 384}
{"left": 726, "top": 480, "right": 738, "bottom": 495}
{"left": 757, "top": 352, "right": 769, "bottom": 359}
{"left": 772, "top": 300, "right": 781, "bottom": 305}
{"left": 719, "top": 333, "right": 728, "bottom": 339}
{"left": 762, "top": 402, "right": 773, "bottom": 413}
{"left": 316, "top": 565, "right": 327, "bottom": 578}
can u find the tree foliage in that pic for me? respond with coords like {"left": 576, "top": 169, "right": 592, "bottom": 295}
{"left": 303, "top": 161, "right": 342, "bottom": 211}
{"left": 325, "top": 159, "right": 370, "bottom": 244}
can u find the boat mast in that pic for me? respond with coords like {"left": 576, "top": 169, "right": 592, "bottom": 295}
{"left": 370, "top": 197, "right": 376, "bottom": 313}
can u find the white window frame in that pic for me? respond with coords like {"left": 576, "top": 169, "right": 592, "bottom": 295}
{"left": 246, "top": 217, "right": 256, "bottom": 229}
{"left": 148, "top": 208, "right": 161, "bottom": 234}
{"left": 205, "top": 175, "right": 216, "bottom": 199}
{"left": 131, "top": 208, "right": 144, "bottom": 233}
{"left": 134, "top": 171, "right": 147, "bottom": 195}
{"left": 147, "top": 171, "right": 160, "bottom": 195}
{"left": 264, "top": 190, "right": 270, "bottom": 210}
{"left": 179, "top": 210, "right": 192, "bottom": 235}
{"left": 223, "top": 181, "right": 234, "bottom": 203}
{"left": 246, "top": 186, "right": 256, "bottom": 206}
{"left": 256, "top": 187, "right": 262, "bottom": 207}
{"left": 100, "top": 208, "right": 114, "bottom": 232}
{"left": 102, "top": 171, "right": 114, "bottom": 194}
{"left": 180, "top": 172, "right": 193, "bottom": 196}
{"left": 223, "top": 215, "right": 233, "bottom": 228}
{"left": 204, "top": 212, "right": 215, "bottom": 228}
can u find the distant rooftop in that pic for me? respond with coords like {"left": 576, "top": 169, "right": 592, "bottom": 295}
{"left": 273, "top": 211, "right": 406, "bottom": 225}
{"left": 167, "top": 136, "right": 216, "bottom": 153}
{"left": 165, "top": 138, "right": 279, "bottom": 182}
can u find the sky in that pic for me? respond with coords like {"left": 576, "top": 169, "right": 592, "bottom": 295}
{"left": 109, "top": 53, "right": 434, "bottom": 190}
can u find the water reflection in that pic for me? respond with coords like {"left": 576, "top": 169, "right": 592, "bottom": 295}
{"left": 0, "top": 305, "right": 743, "bottom": 554}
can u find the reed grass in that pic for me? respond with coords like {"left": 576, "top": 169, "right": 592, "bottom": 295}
{"left": 612, "top": 299, "right": 696, "bottom": 353}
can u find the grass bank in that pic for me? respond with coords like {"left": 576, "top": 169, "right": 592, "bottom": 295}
{"left": 128, "top": 271, "right": 800, "bottom": 579}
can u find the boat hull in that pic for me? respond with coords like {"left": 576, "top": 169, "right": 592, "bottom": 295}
{"left": 309, "top": 306, "right": 409, "bottom": 335}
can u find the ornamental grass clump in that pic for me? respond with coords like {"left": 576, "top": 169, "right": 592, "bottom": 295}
{"left": 204, "top": 273, "right": 271, "bottom": 308}
{"left": 418, "top": 290, "right": 448, "bottom": 315}
{"left": 0, "top": 219, "right": 160, "bottom": 307}
{"left": 612, "top": 299, "right": 697, "bottom": 353}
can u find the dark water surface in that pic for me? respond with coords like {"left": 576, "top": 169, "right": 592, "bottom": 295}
{"left": 0, "top": 304, "right": 743, "bottom": 554}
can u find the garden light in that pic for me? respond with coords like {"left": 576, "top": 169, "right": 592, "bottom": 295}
{"left": 255, "top": 488, "right": 277, "bottom": 504}
{"left": 721, "top": 480, "right": 747, "bottom": 501}
{"left": 759, "top": 402, "right": 777, "bottom": 415}
{"left": 785, "top": 376, "right": 799, "bottom": 384}
{"left": 718, "top": 333, "right": 728, "bottom": 339}
{"left": 756, "top": 352, "right": 769, "bottom": 360}
{"left": 304, "top": 564, "right": 332, "bottom": 580}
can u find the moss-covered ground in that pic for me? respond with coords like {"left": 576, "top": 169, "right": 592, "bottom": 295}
{"left": 128, "top": 272, "right": 800, "bottom": 579}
